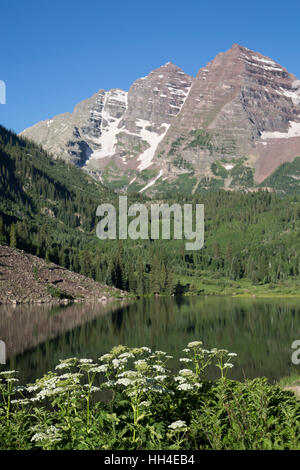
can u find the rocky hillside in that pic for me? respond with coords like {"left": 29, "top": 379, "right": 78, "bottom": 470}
{"left": 21, "top": 44, "right": 300, "bottom": 194}
{"left": 0, "top": 244, "right": 127, "bottom": 304}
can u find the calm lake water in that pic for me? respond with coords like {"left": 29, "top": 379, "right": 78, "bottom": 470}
{"left": 0, "top": 297, "right": 299, "bottom": 385}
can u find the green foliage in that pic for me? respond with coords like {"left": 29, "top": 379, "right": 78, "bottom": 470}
{"left": 45, "top": 284, "right": 74, "bottom": 300}
{"left": 1, "top": 125, "right": 300, "bottom": 298}
{"left": 211, "top": 161, "right": 228, "bottom": 178}
{"left": 0, "top": 342, "right": 299, "bottom": 450}
{"left": 140, "top": 169, "right": 158, "bottom": 181}
{"left": 260, "top": 156, "right": 300, "bottom": 194}
{"left": 196, "top": 176, "right": 225, "bottom": 190}
{"left": 186, "top": 129, "right": 213, "bottom": 152}
{"left": 207, "top": 158, "right": 254, "bottom": 190}
{"left": 32, "top": 265, "right": 39, "bottom": 281}
{"left": 156, "top": 173, "right": 197, "bottom": 196}
{"left": 9, "top": 224, "right": 17, "bottom": 248}
{"left": 230, "top": 160, "right": 254, "bottom": 187}
{"left": 173, "top": 156, "right": 194, "bottom": 172}
{"left": 168, "top": 137, "right": 185, "bottom": 156}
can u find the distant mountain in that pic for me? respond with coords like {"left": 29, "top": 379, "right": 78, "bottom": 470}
{"left": 21, "top": 44, "right": 300, "bottom": 194}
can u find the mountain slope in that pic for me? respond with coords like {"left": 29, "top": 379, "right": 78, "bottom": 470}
{"left": 0, "top": 125, "right": 116, "bottom": 257}
{"left": 21, "top": 45, "right": 300, "bottom": 194}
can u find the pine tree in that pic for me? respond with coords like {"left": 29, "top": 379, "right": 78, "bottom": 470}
{"left": 0, "top": 215, "right": 5, "bottom": 242}
{"left": 136, "top": 261, "right": 146, "bottom": 296}
{"left": 9, "top": 224, "right": 17, "bottom": 248}
{"left": 150, "top": 256, "right": 162, "bottom": 295}
{"left": 225, "top": 242, "right": 233, "bottom": 264}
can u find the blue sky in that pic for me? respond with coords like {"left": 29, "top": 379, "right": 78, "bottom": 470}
{"left": 1, "top": 0, "right": 300, "bottom": 134}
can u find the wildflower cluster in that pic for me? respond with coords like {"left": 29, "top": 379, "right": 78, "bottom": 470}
{"left": 0, "top": 341, "right": 299, "bottom": 450}
{"left": 178, "top": 341, "right": 237, "bottom": 381}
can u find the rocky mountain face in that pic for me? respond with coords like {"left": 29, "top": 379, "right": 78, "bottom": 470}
{"left": 21, "top": 44, "right": 300, "bottom": 194}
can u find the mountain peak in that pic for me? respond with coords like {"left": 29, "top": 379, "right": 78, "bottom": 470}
{"left": 155, "top": 61, "right": 182, "bottom": 72}
{"left": 231, "top": 43, "right": 250, "bottom": 51}
{"left": 21, "top": 46, "right": 300, "bottom": 192}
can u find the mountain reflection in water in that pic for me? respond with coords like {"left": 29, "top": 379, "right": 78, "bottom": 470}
{"left": 0, "top": 296, "right": 299, "bottom": 385}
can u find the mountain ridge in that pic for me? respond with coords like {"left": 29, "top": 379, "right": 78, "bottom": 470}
{"left": 21, "top": 44, "right": 300, "bottom": 194}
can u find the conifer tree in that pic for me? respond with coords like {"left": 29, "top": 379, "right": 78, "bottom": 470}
{"left": 0, "top": 215, "right": 5, "bottom": 242}
{"left": 9, "top": 224, "right": 17, "bottom": 248}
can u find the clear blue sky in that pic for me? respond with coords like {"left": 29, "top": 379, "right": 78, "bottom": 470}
{"left": 1, "top": 0, "right": 300, "bottom": 134}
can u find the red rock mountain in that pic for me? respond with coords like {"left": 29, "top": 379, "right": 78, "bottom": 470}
{"left": 21, "top": 44, "right": 300, "bottom": 193}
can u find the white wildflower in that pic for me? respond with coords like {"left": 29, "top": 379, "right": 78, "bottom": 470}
{"left": 134, "top": 359, "right": 148, "bottom": 367}
{"left": 55, "top": 358, "right": 77, "bottom": 368}
{"left": 55, "top": 363, "right": 71, "bottom": 370}
{"left": 168, "top": 420, "right": 187, "bottom": 431}
{"left": 111, "top": 359, "right": 121, "bottom": 369}
{"left": 30, "top": 397, "right": 41, "bottom": 403}
{"left": 154, "top": 351, "right": 167, "bottom": 356}
{"left": 223, "top": 363, "right": 234, "bottom": 368}
{"left": 228, "top": 353, "right": 237, "bottom": 357}
{"left": 118, "top": 370, "right": 138, "bottom": 379}
{"left": 115, "top": 378, "right": 132, "bottom": 387}
{"left": 31, "top": 432, "right": 47, "bottom": 442}
{"left": 155, "top": 375, "right": 167, "bottom": 382}
{"left": 178, "top": 383, "right": 193, "bottom": 391}
{"left": 90, "top": 365, "right": 108, "bottom": 373}
{"left": 187, "top": 341, "right": 202, "bottom": 348}
{"left": 83, "top": 385, "right": 100, "bottom": 393}
{"left": 98, "top": 353, "right": 113, "bottom": 362}
{"left": 26, "top": 385, "right": 40, "bottom": 393}
{"left": 179, "top": 358, "right": 192, "bottom": 363}
{"left": 194, "top": 382, "right": 202, "bottom": 388}
{"left": 58, "top": 373, "right": 82, "bottom": 380}
{"left": 139, "top": 401, "right": 151, "bottom": 408}
{"left": 178, "top": 369, "right": 194, "bottom": 376}
{"left": 174, "top": 376, "right": 186, "bottom": 383}
{"left": 149, "top": 384, "right": 164, "bottom": 394}
{"left": 0, "top": 370, "right": 18, "bottom": 377}
{"left": 31, "top": 426, "right": 61, "bottom": 443}
{"left": 118, "top": 352, "right": 134, "bottom": 359}
{"left": 11, "top": 399, "right": 31, "bottom": 405}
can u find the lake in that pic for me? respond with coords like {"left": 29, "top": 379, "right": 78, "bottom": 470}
{"left": 0, "top": 296, "right": 299, "bottom": 385}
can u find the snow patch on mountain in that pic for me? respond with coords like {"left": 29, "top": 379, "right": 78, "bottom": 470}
{"left": 136, "top": 120, "right": 170, "bottom": 171}
{"left": 261, "top": 121, "right": 300, "bottom": 139}
{"left": 89, "top": 89, "right": 127, "bottom": 161}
